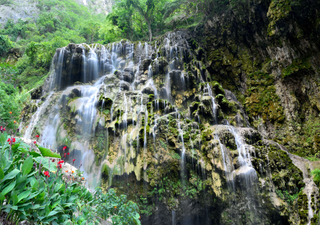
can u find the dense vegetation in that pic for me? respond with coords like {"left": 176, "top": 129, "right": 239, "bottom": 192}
{"left": 0, "top": 130, "right": 140, "bottom": 224}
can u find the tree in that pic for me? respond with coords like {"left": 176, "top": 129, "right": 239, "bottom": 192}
{"left": 80, "top": 20, "right": 101, "bottom": 43}
{"left": 163, "top": 0, "right": 229, "bottom": 30}
{"left": 110, "top": 0, "right": 167, "bottom": 41}
{"left": 0, "top": 35, "right": 14, "bottom": 57}
{"left": 108, "top": 0, "right": 136, "bottom": 40}
{"left": 129, "top": 0, "right": 156, "bottom": 41}
{"left": 99, "top": 20, "right": 122, "bottom": 43}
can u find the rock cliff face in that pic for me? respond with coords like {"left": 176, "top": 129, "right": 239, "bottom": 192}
{"left": 0, "top": 0, "right": 39, "bottom": 28}
{"left": 0, "top": 0, "right": 113, "bottom": 28}
{"left": 20, "top": 0, "right": 320, "bottom": 224}
{"left": 196, "top": 0, "right": 320, "bottom": 159}
{"left": 74, "top": 0, "right": 114, "bottom": 14}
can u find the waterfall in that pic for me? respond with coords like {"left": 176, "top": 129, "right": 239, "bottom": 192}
{"left": 22, "top": 31, "right": 310, "bottom": 224}
{"left": 207, "top": 83, "right": 217, "bottom": 124}
{"left": 214, "top": 134, "right": 234, "bottom": 185}
{"left": 24, "top": 92, "right": 53, "bottom": 139}
{"left": 144, "top": 109, "right": 148, "bottom": 154}
{"left": 57, "top": 48, "right": 65, "bottom": 89}
{"left": 227, "top": 126, "right": 253, "bottom": 168}
{"left": 145, "top": 42, "right": 148, "bottom": 59}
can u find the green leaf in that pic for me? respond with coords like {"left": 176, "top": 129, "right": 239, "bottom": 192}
{"left": 52, "top": 200, "right": 61, "bottom": 209}
{"left": 62, "top": 203, "right": 74, "bottom": 207}
{"left": 38, "top": 146, "right": 61, "bottom": 158}
{"left": 12, "top": 193, "right": 18, "bottom": 205}
{"left": 0, "top": 193, "right": 4, "bottom": 201}
{"left": 36, "top": 192, "right": 45, "bottom": 202}
{"left": 11, "top": 143, "right": 20, "bottom": 154}
{"left": 31, "top": 179, "right": 39, "bottom": 189}
{"left": 25, "top": 191, "right": 40, "bottom": 201}
{"left": 31, "top": 204, "right": 41, "bottom": 209}
{"left": 47, "top": 210, "right": 61, "bottom": 217}
{"left": 2, "top": 180, "right": 16, "bottom": 195}
{"left": 18, "top": 190, "right": 31, "bottom": 202}
{"left": 16, "top": 174, "right": 27, "bottom": 186}
{"left": 0, "top": 168, "right": 4, "bottom": 180}
{"left": 50, "top": 193, "right": 59, "bottom": 200}
{"left": 45, "top": 204, "right": 50, "bottom": 215}
{"left": 22, "top": 156, "right": 33, "bottom": 176}
{"left": 3, "top": 157, "right": 12, "bottom": 173}
{"left": 35, "top": 157, "right": 57, "bottom": 172}
{"left": 72, "top": 187, "right": 80, "bottom": 193}
{"left": 15, "top": 175, "right": 28, "bottom": 189}
{"left": 0, "top": 132, "right": 7, "bottom": 147}
{"left": 30, "top": 151, "right": 41, "bottom": 157}
{"left": 1, "top": 168, "right": 20, "bottom": 183}
{"left": 44, "top": 216, "right": 58, "bottom": 223}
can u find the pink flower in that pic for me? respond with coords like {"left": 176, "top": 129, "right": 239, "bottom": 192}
{"left": 63, "top": 146, "right": 67, "bottom": 151}
{"left": 58, "top": 160, "right": 64, "bottom": 164}
{"left": 34, "top": 141, "right": 36, "bottom": 144}
{"left": 73, "top": 159, "right": 75, "bottom": 162}
{"left": 36, "top": 135, "right": 39, "bottom": 138}
{"left": 67, "top": 153, "right": 70, "bottom": 155}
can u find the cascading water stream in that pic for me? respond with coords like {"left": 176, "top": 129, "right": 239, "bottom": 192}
{"left": 24, "top": 92, "right": 53, "bottom": 140}
{"left": 214, "top": 133, "right": 234, "bottom": 184}
{"left": 207, "top": 83, "right": 217, "bottom": 124}
{"left": 144, "top": 109, "right": 148, "bottom": 155}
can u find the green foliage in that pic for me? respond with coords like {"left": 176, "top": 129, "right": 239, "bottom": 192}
{"left": 0, "top": 0, "right": 13, "bottom": 5}
{"left": 159, "top": 139, "right": 167, "bottom": 148}
{"left": 0, "top": 0, "right": 103, "bottom": 95}
{"left": 312, "top": 169, "right": 320, "bottom": 186}
{"left": 245, "top": 71, "right": 285, "bottom": 127}
{"left": 108, "top": 0, "right": 170, "bottom": 41}
{"left": 38, "top": 146, "right": 61, "bottom": 158}
{"left": 0, "top": 35, "right": 14, "bottom": 56}
{"left": 275, "top": 189, "right": 300, "bottom": 204}
{"left": 281, "top": 57, "right": 312, "bottom": 78}
{"left": 0, "top": 81, "right": 28, "bottom": 130}
{"left": 0, "top": 63, "right": 19, "bottom": 84}
{"left": 0, "top": 132, "right": 140, "bottom": 224}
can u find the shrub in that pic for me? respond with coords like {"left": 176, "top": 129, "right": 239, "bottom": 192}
{"left": 0, "top": 35, "right": 14, "bottom": 56}
{"left": 0, "top": 131, "right": 141, "bottom": 224}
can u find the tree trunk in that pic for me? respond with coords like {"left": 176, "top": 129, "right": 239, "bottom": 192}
{"left": 147, "top": 21, "right": 152, "bottom": 42}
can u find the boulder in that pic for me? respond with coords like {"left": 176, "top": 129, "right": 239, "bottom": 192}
{"left": 75, "top": 47, "right": 82, "bottom": 53}
{"left": 142, "top": 87, "right": 155, "bottom": 95}
{"left": 31, "top": 86, "right": 42, "bottom": 99}
{"left": 124, "top": 67, "right": 134, "bottom": 75}
{"left": 139, "top": 59, "right": 152, "bottom": 71}
{"left": 159, "top": 88, "right": 168, "bottom": 99}
{"left": 140, "top": 75, "right": 148, "bottom": 84}
{"left": 119, "top": 72, "right": 133, "bottom": 83}
{"left": 120, "top": 60, "right": 126, "bottom": 68}
{"left": 71, "top": 88, "right": 81, "bottom": 97}
{"left": 120, "top": 81, "right": 130, "bottom": 91}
